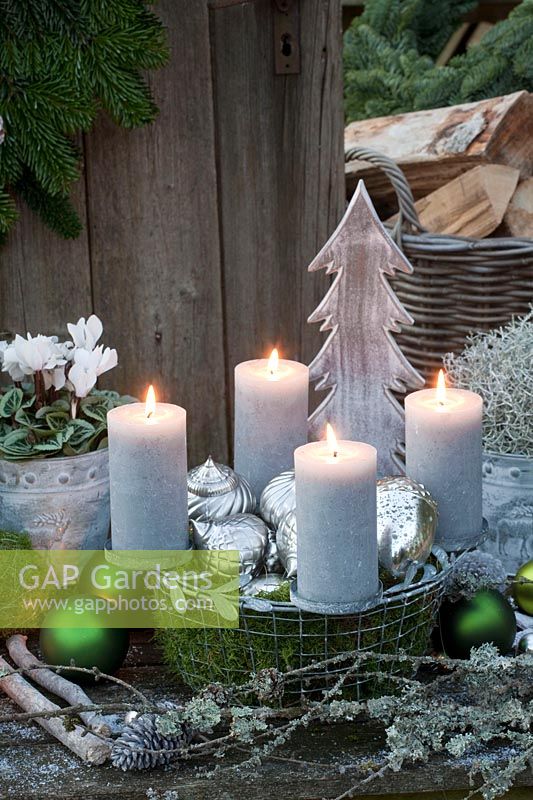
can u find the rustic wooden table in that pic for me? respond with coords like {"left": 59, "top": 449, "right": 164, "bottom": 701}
{"left": 1, "top": 633, "right": 531, "bottom": 800}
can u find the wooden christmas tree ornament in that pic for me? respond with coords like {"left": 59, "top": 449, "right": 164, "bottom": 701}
{"left": 307, "top": 180, "right": 424, "bottom": 476}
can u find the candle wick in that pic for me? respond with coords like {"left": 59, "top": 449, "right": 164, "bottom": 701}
{"left": 146, "top": 411, "right": 153, "bottom": 419}
{"left": 333, "top": 450, "right": 338, "bottom": 458}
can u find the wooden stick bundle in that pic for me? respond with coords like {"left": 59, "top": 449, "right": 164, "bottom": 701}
{"left": 6, "top": 634, "right": 111, "bottom": 736}
{"left": 0, "top": 650, "right": 111, "bottom": 765}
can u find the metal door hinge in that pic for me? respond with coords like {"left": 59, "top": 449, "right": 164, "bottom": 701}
{"left": 273, "top": 0, "right": 300, "bottom": 75}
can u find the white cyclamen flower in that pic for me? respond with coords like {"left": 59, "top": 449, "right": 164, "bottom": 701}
{"left": 1, "top": 334, "right": 65, "bottom": 382}
{"left": 68, "top": 362, "right": 97, "bottom": 398}
{"left": 43, "top": 366, "right": 68, "bottom": 391}
{"left": 67, "top": 315, "right": 103, "bottom": 351}
{"left": 67, "top": 346, "right": 118, "bottom": 398}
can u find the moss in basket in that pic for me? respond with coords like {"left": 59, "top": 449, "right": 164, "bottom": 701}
{"left": 158, "top": 570, "right": 436, "bottom": 703}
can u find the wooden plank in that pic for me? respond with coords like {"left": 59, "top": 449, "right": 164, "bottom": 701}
{"left": 345, "top": 92, "right": 533, "bottom": 211}
{"left": 0, "top": 159, "right": 92, "bottom": 341}
{"left": 84, "top": 1, "right": 228, "bottom": 466}
{"left": 1, "top": 693, "right": 532, "bottom": 798}
{"left": 1, "top": 639, "right": 533, "bottom": 798}
{"left": 210, "top": 0, "right": 345, "bottom": 427}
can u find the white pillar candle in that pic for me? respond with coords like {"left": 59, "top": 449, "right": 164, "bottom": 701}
{"left": 292, "top": 424, "right": 380, "bottom": 613}
{"left": 405, "top": 370, "right": 483, "bottom": 550}
{"left": 234, "top": 349, "right": 309, "bottom": 500}
{"left": 108, "top": 386, "right": 189, "bottom": 550}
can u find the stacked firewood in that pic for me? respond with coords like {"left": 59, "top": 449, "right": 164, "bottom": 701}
{"left": 345, "top": 91, "right": 533, "bottom": 239}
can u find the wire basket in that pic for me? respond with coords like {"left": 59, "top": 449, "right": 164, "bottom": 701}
{"left": 345, "top": 147, "right": 533, "bottom": 382}
{"left": 173, "top": 546, "right": 455, "bottom": 704}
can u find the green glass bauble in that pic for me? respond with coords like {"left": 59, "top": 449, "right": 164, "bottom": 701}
{"left": 513, "top": 559, "right": 533, "bottom": 615}
{"left": 40, "top": 601, "right": 130, "bottom": 683}
{"left": 439, "top": 589, "right": 516, "bottom": 660}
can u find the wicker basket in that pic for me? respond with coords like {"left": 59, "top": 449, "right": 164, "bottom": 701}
{"left": 172, "top": 546, "right": 455, "bottom": 704}
{"left": 345, "top": 147, "right": 533, "bottom": 381}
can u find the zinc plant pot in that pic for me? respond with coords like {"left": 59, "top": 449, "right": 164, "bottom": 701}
{"left": 0, "top": 449, "right": 110, "bottom": 550}
{"left": 481, "top": 452, "right": 533, "bottom": 574}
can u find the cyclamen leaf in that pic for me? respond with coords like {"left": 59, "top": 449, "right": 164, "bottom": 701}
{"left": 0, "top": 388, "right": 24, "bottom": 418}
{"left": 35, "top": 405, "right": 55, "bottom": 419}
{"left": 50, "top": 398, "right": 70, "bottom": 412}
{"left": 14, "top": 408, "right": 38, "bottom": 428}
{"left": 33, "top": 433, "right": 65, "bottom": 452}
{"left": 81, "top": 404, "right": 108, "bottom": 423}
{"left": 67, "top": 419, "right": 96, "bottom": 446}
{"left": 45, "top": 411, "right": 71, "bottom": 431}
{"left": 0, "top": 429, "right": 35, "bottom": 459}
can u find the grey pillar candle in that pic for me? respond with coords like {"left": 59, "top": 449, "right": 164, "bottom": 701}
{"left": 107, "top": 387, "right": 189, "bottom": 550}
{"left": 405, "top": 370, "right": 483, "bottom": 550}
{"left": 234, "top": 350, "right": 309, "bottom": 500}
{"left": 292, "top": 426, "right": 379, "bottom": 612}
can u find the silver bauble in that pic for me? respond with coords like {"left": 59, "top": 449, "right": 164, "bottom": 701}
{"left": 517, "top": 631, "right": 533, "bottom": 655}
{"left": 277, "top": 509, "right": 297, "bottom": 578}
{"left": 265, "top": 529, "right": 283, "bottom": 573}
{"left": 260, "top": 470, "right": 295, "bottom": 530}
{"left": 242, "top": 573, "right": 287, "bottom": 596}
{"left": 191, "top": 513, "right": 269, "bottom": 577}
{"left": 377, "top": 476, "right": 438, "bottom": 578}
{"left": 188, "top": 456, "right": 255, "bottom": 521}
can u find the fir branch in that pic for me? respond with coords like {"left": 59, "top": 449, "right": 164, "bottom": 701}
{"left": 344, "top": 0, "right": 533, "bottom": 122}
{"left": 0, "top": 0, "right": 169, "bottom": 240}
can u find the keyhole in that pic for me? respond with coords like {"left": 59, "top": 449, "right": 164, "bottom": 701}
{"left": 281, "top": 33, "right": 292, "bottom": 58}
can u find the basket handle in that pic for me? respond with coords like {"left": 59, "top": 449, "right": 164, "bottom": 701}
{"left": 345, "top": 146, "right": 426, "bottom": 246}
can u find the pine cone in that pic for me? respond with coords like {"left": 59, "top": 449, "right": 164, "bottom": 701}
{"left": 111, "top": 714, "right": 192, "bottom": 771}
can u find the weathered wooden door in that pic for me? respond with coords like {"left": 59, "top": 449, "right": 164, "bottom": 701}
{"left": 0, "top": 0, "right": 344, "bottom": 465}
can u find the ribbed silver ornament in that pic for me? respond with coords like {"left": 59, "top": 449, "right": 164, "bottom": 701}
{"left": 259, "top": 470, "right": 295, "bottom": 530}
{"left": 187, "top": 456, "right": 255, "bottom": 521}
{"left": 191, "top": 513, "right": 269, "bottom": 577}
{"left": 277, "top": 509, "right": 297, "bottom": 578}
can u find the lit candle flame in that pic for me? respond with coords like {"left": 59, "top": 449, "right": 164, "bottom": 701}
{"left": 145, "top": 385, "right": 156, "bottom": 419}
{"left": 267, "top": 348, "right": 279, "bottom": 377}
{"left": 326, "top": 423, "right": 339, "bottom": 458}
{"left": 436, "top": 369, "right": 447, "bottom": 405}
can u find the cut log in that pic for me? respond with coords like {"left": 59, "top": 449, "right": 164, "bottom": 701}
{"left": 436, "top": 23, "right": 470, "bottom": 66}
{"left": 499, "top": 178, "right": 533, "bottom": 237}
{"left": 387, "top": 165, "right": 520, "bottom": 238}
{"left": 466, "top": 21, "right": 494, "bottom": 49}
{"left": 345, "top": 91, "right": 533, "bottom": 210}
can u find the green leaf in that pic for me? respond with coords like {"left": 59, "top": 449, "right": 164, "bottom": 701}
{"left": 45, "top": 411, "right": 70, "bottom": 431}
{"left": 81, "top": 403, "right": 108, "bottom": 423}
{"left": 0, "top": 388, "right": 23, "bottom": 418}
{"left": 33, "top": 432, "right": 64, "bottom": 453}
{"left": 14, "top": 408, "right": 41, "bottom": 428}
{"left": 67, "top": 419, "right": 96, "bottom": 446}
{"left": 0, "top": 429, "right": 35, "bottom": 459}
